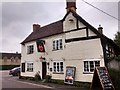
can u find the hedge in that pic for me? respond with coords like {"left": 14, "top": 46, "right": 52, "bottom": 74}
{"left": 0, "top": 65, "right": 20, "bottom": 70}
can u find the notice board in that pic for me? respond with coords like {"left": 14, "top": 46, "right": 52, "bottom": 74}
{"left": 91, "top": 67, "right": 115, "bottom": 90}
{"left": 64, "top": 66, "right": 76, "bottom": 84}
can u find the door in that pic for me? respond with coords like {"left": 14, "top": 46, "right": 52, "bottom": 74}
{"left": 42, "top": 62, "right": 47, "bottom": 79}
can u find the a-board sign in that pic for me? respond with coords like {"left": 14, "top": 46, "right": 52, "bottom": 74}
{"left": 91, "top": 67, "right": 114, "bottom": 90}
{"left": 64, "top": 66, "right": 76, "bottom": 84}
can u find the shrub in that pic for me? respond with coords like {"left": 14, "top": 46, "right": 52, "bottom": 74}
{"left": 34, "top": 73, "right": 41, "bottom": 81}
{"left": 45, "top": 75, "right": 51, "bottom": 82}
{"left": 19, "top": 76, "right": 35, "bottom": 81}
{"left": 50, "top": 79, "right": 64, "bottom": 85}
{"left": 73, "top": 81, "right": 90, "bottom": 88}
{"left": 108, "top": 69, "right": 120, "bottom": 90}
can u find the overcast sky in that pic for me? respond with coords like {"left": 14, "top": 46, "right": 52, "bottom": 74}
{"left": 1, "top": 0, "right": 120, "bottom": 53}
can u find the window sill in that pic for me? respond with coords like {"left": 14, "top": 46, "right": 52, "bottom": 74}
{"left": 52, "top": 49, "right": 63, "bottom": 51}
{"left": 26, "top": 71, "right": 33, "bottom": 72}
{"left": 83, "top": 72, "right": 94, "bottom": 74}
{"left": 27, "top": 53, "right": 34, "bottom": 55}
{"left": 53, "top": 72, "right": 64, "bottom": 74}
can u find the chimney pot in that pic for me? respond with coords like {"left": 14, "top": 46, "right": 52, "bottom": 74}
{"left": 98, "top": 25, "right": 103, "bottom": 34}
{"left": 33, "top": 24, "right": 40, "bottom": 32}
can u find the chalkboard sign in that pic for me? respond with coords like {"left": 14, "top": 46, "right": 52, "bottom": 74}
{"left": 91, "top": 67, "right": 115, "bottom": 90}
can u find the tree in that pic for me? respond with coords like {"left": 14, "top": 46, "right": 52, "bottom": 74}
{"left": 114, "top": 31, "right": 120, "bottom": 48}
{"left": 114, "top": 31, "right": 120, "bottom": 70}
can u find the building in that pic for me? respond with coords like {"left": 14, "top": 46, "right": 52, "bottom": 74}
{"left": 0, "top": 52, "right": 21, "bottom": 69}
{"left": 21, "top": 0, "right": 120, "bottom": 82}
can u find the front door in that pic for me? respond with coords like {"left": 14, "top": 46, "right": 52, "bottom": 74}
{"left": 42, "top": 62, "right": 46, "bottom": 79}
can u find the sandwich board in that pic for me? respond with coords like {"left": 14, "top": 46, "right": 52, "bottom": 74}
{"left": 91, "top": 67, "right": 115, "bottom": 90}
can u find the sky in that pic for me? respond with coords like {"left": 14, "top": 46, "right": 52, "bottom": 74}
{"left": 1, "top": 0, "right": 120, "bottom": 53}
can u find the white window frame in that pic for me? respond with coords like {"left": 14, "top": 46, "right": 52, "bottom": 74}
{"left": 53, "top": 61, "right": 64, "bottom": 73}
{"left": 27, "top": 45, "right": 34, "bottom": 54}
{"left": 83, "top": 59, "right": 100, "bottom": 73}
{"left": 53, "top": 39, "right": 63, "bottom": 50}
{"left": 27, "top": 62, "right": 33, "bottom": 72}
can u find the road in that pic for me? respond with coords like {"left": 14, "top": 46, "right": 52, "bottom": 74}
{"left": 1, "top": 70, "right": 53, "bottom": 90}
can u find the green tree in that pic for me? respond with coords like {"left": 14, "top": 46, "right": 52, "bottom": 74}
{"left": 114, "top": 31, "right": 120, "bottom": 48}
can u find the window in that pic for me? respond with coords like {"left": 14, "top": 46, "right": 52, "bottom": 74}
{"left": 105, "top": 44, "right": 115, "bottom": 59}
{"left": 53, "top": 39, "right": 63, "bottom": 50}
{"left": 53, "top": 61, "right": 63, "bottom": 73}
{"left": 27, "top": 45, "right": 34, "bottom": 54}
{"left": 84, "top": 61, "right": 100, "bottom": 73}
{"left": 27, "top": 63, "right": 33, "bottom": 72}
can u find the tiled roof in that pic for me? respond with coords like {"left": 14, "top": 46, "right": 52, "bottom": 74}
{"left": 0, "top": 53, "right": 21, "bottom": 59}
{"left": 21, "top": 20, "right": 63, "bottom": 44}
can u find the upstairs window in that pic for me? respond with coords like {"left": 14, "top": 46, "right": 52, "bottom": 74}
{"left": 27, "top": 45, "right": 34, "bottom": 54}
{"left": 53, "top": 39, "right": 63, "bottom": 50}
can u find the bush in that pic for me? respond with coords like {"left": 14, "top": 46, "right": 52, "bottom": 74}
{"left": 50, "top": 79, "right": 64, "bottom": 85}
{"left": 73, "top": 81, "right": 90, "bottom": 88}
{"left": 19, "top": 76, "right": 35, "bottom": 81}
{"left": 34, "top": 73, "right": 41, "bottom": 81}
{"left": 45, "top": 75, "right": 51, "bottom": 82}
{"left": 108, "top": 69, "right": 120, "bottom": 90}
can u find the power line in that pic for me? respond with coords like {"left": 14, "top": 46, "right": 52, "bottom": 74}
{"left": 81, "top": 0, "right": 120, "bottom": 21}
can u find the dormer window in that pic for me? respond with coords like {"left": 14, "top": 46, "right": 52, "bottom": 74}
{"left": 53, "top": 39, "right": 63, "bottom": 51}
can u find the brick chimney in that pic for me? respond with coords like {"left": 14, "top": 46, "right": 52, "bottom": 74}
{"left": 66, "top": 0, "right": 77, "bottom": 12}
{"left": 98, "top": 25, "right": 103, "bottom": 34}
{"left": 33, "top": 24, "right": 40, "bottom": 32}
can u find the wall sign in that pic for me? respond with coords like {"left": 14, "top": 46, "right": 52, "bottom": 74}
{"left": 91, "top": 67, "right": 115, "bottom": 90}
{"left": 36, "top": 40, "right": 45, "bottom": 52}
{"left": 64, "top": 66, "right": 76, "bottom": 84}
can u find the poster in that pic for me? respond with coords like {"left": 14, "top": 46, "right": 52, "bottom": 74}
{"left": 36, "top": 40, "right": 45, "bottom": 52}
{"left": 64, "top": 66, "right": 76, "bottom": 84}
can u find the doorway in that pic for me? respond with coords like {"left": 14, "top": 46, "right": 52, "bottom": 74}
{"left": 42, "top": 62, "right": 47, "bottom": 79}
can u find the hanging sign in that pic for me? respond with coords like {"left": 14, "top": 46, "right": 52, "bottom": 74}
{"left": 91, "top": 67, "right": 115, "bottom": 90}
{"left": 36, "top": 40, "right": 45, "bottom": 52}
{"left": 64, "top": 66, "right": 76, "bottom": 84}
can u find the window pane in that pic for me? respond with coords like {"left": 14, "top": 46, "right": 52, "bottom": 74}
{"left": 59, "top": 39, "right": 62, "bottom": 49}
{"left": 90, "top": 61, "right": 94, "bottom": 72}
{"left": 56, "top": 40, "right": 59, "bottom": 50}
{"left": 53, "top": 41, "right": 55, "bottom": 50}
{"left": 60, "top": 62, "right": 63, "bottom": 72}
{"left": 95, "top": 61, "right": 100, "bottom": 67}
{"left": 84, "top": 61, "right": 89, "bottom": 72}
{"left": 53, "top": 62, "right": 56, "bottom": 72}
{"left": 57, "top": 62, "right": 59, "bottom": 72}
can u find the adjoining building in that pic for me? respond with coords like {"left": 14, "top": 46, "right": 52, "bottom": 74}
{"left": 0, "top": 52, "right": 21, "bottom": 70}
{"left": 21, "top": 0, "right": 120, "bottom": 82}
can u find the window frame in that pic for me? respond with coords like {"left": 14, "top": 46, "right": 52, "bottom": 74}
{"left": 53, "top": 39, "right": 63, "bottom": 51}
{"left": 27, "top": 62, "right": 33, "bottom": 72}
{"left": 53, "top": 61, "right": 64, "bottom": 73}
{"left": 83, "top": 59, "right": 100, "bottom": 74}
{"left": 27, "top": 45, "right": 34, "bottom": 54}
